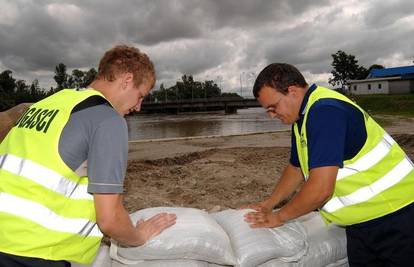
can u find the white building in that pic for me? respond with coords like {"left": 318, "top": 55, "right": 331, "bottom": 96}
{"left": 348, "top": 65, "right": 414, "bottom": 95}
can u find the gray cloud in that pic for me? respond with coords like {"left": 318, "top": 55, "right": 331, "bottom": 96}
{"left": 363, "top": 0, "right": 414, "bottom": 28}
{"left": 0, "top": 0, "right": 413, "bottom": 91}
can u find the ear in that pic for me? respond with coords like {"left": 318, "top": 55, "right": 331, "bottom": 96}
{"left": 120, "top": 72, "right": 134, "bottom": 90}
{"left": 287, "top": 85, "right": 299, "bottom": 95}
{"left": 123, "top": 72, "right": 134, "bottom": 84}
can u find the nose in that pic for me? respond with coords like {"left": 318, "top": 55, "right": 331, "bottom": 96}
{"left": 267, "top": 111, "right": 277, "bottom": 119}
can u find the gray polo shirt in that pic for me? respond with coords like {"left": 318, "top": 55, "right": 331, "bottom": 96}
{"left": 58, "top": 101, "right": 128, "bottom": 194}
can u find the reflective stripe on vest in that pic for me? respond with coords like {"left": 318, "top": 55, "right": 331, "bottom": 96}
{"left": 336, "top": 133, "right": 394, "bottom": 180}
{"left": 294, "top": 86, "right": 414, "bottom": 225}
{"left": 0, "top": 193, "right": 101, "bottom": 237}
{"left": 322, "top": 156, "right": 413, "bottom": 213}
{"left": 0, "top": 154, "right": 92, "bottom": 200}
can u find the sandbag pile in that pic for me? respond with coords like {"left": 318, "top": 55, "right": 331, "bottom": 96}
{"left": 109, "top": 208, "right": 347, "bottom": 267}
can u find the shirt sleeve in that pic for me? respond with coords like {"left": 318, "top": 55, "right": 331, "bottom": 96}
{"left": 87, "top": 115, "right": 128, "bottom": 193}
{"left": 290, "top": 125, "right": 301, "bottom": 167}
{"left": 306, "top": 104, "right": 347, "bottom": 169}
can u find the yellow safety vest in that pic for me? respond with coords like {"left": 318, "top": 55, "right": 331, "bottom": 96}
{"left": 0, "top": 89, "right": 108, "bottom": 264}
{"left": 293, "top": 86, "right": 414, "bottom": 226}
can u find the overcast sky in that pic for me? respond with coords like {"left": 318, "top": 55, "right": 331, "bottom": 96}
{"left": 1, "top": 0, "right": 413, "bottom": 96}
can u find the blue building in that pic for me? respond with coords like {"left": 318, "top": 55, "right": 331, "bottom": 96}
{"left": 348, "top": 65, "right": 414, "bottom": 95}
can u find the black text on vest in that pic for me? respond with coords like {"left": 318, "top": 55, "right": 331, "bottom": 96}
{"left": 15, "top": 107, "right": 60, "bottom": 133}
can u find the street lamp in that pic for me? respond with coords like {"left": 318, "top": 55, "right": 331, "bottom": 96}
{"left": 246, "top": 72, "right": 256, "bottom": 98}
{"left": 240, "top": 72, "right": 244, "bottom": 97}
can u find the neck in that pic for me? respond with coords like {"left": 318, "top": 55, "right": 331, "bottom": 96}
{"left": 89, "top": 79, "right": 123, "bottom": 115}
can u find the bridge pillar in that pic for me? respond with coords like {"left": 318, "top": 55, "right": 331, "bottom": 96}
{"left": 224, "top": 106, "right": 237, "bottom": 114}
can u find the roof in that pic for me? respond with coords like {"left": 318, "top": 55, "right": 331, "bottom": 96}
{"left": 368, "top": 65, "right": 414, "bottom": 78}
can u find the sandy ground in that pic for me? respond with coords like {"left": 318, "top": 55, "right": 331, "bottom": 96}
{"left": 123, "top": 116, "right": 414, "bottom": 213}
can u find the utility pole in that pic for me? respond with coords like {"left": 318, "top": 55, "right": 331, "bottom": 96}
{"left": 164, "top": 88, "right": 167, "bottom": 103}
{"left": 240, "top": 72, "right": 243, "bottom": 97}
{"left": 216, "top": 75, "right": 223, "bottom": 91}
{"left": 205, "top": 75, "right": 209, "bottom": 100}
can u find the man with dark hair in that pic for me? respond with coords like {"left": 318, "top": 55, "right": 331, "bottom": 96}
{"left": 0, "top": 45, "right": 176, "bottom": 266}
{"left": 244, "top": 63, "right": 414, "bottom": 266}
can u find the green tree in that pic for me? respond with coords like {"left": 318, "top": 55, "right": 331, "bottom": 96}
{"left": 30, "top": 79, "right": 40, "bottom": 96}
{"left": 149, "top": 74, "right": 223, "bottom": 103}
{"left": 15, "top": 79, "right": 28, "bottom": 94}
{"left": 0, "top": 70, "right": 16, "bottom": 94}
{"left": 67, "top": 69, "right": 85, "bottom": 89}
{"left": 0, "top": 70, "right": 17, "bottom": 110}
{"left": 329, "top": 50, "right": 367, "bottom": 89}
{"left": 66, "top": 68, "right": 97, "bottom": 89}
{"left": 83, "top": 68, "right": 97, "bottom": 87}
{"left": 54, "top": 63, "right": 68, "bottom": 91}
{"left": 203, "top": 80, "right": 221, "bottom": 98}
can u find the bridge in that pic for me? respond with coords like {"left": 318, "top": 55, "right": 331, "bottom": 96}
{"left": 141, "top": 97, "right": 261, "bottom": 114}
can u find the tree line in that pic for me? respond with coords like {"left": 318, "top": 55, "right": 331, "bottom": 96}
{"left": 146, "top": 74, "right": 239, "bottom": 103}
{"left": 0, "top": 63, "right": 98, "bottom": 111}
{"left": 0, "top": 50, "right": 384, "bottom": 111}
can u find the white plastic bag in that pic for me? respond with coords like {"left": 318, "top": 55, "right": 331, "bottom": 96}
{"left": 110, "top": 207, "right": 236, "bottom": 265}
{"left": 212, "top": 209, "right": 308, "bottom": 267}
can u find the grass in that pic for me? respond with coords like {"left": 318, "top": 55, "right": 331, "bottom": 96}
{"left": 352, "top": 93, "right": 414, "bottom": 117}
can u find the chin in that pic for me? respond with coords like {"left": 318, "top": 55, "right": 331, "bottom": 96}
{"left": 281, "top": 118, "right": 293, "bottom": 125}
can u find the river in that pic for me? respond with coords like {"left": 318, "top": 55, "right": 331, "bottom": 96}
{"left": 126, "top": 107, "right": 288, "bottom": 141}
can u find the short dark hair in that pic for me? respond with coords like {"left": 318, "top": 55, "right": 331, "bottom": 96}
{"left": 253, "top": 63, "right": 308, "bottom": 98}
{"left": 96, "top": 44, "right": 155, "bottom": 88}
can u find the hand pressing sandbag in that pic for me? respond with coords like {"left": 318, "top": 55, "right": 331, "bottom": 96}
{"left": 212, "top": 209, "right": 308, "bottom": 267}
{"left": 110, "top": 207, "right": 236, "bottom": 266}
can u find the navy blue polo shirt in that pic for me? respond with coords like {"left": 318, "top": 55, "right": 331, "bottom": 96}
{"left": 290, "top": 84, "right": 367, "bottom": 169}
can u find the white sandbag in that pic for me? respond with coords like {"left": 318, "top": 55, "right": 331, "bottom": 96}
{"left": 259, "top": 212, "right": 348, "bottom": 267}
{"left": 71, "top": 244, "right": 111, "bottom": 267}
{"left": 112, "top": 259, "right": 211, "bottom": 267}
{"left": 110, "top": 207, "right": 236, "bottom": 266}
{"left": 212, "top": 209, "right": 308, "bottom": 267}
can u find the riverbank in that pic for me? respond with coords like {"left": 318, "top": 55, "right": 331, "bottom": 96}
{"left": 123, "top": 116, "right": 414, "bottom": 213}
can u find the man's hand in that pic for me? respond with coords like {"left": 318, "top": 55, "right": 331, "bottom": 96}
{"left": 244, "top": 210, "right": 284, "bottom": 228}
{"left": 94, "top": 194, "right": 177, "bottom": 246}
{"left": 135, "top": 213, "right": 176, "bottom": 244}
{"left": 239, "top": 199, "right": 274, "bottom": 213}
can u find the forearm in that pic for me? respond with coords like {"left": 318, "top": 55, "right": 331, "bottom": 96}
{"left": 276, "top": 166, "right": 337, "bottom": 223}
{"left": 276, "top": 181, "right": 329, "bottom": 223}
{"left": 266, "top": 164, "right": 304, "bottom": 208}
{"left": 104, "top": 203, "right": 145, "bottom": 246}
{"left": 94, "top": 194, "right": 144, "bottom": 246}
